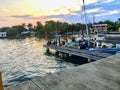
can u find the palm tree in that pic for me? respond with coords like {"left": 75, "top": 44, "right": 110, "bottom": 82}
{"left": 27, "top": 23, "right": 33, "bottom": 31}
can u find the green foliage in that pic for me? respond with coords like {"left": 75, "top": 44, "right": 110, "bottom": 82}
{"left": 27, "top": 23, "right": 33, "bottom": 31}
{"left": 0, "top": 18, "right": 120, "bottom": 39}
{"left": 0, "top": 27, "right": 10, "bottom": 32}
{"left": 7, "top": 28, "right": 18, "bottom": 37}
{"left": 0, "top": 25, "right": 27, "bottom": 38}
{"left": 35, "top": 21, "right": 43, "bottom": 32}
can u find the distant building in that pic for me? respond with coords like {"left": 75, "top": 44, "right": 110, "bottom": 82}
{"left": 92, "top": 24, "right": 107, "bottom": 33}
{"left": 0, "top": 32, "right": 7, "bottom": 38}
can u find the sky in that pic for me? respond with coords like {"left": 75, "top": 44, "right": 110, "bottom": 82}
{"left": 0, "top": 0, "right": 120, "bottom": 27}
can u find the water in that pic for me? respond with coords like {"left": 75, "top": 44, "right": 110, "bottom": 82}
{"left": 0, "top": 38, "right": 75, "bottom": 86}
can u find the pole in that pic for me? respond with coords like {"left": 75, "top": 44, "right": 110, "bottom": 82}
{"left": 0, "top": 72, "right": 3, "bottom": 90}
{"left": 93, "top": 15, "right": 95, "bottom": 24}
{"left": 82, "top": 0, "right": 90, "bottom": 48}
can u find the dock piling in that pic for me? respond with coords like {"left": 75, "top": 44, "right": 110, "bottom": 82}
{"left": 46, "top": 48, "right": 49, "bottom": 53}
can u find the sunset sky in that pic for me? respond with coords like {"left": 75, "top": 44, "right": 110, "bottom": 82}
{"left": 0, "top": 0, "right": 120, "bottom": 27}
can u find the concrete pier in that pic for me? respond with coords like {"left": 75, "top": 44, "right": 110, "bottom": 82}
{"left": 5, "top": 53, "right": 120, "bottom": 90}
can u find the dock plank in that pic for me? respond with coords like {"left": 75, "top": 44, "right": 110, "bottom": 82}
{"left": 4, "top": 80, "right": 43, "bottom": 90}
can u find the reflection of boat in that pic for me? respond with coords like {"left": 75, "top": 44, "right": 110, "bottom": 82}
{"left": 89, "top": 48, "right": 119, "bottom": 54}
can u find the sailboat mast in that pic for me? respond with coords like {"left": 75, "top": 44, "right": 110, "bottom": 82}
{"left": 82, "top": 0, "right": 90, "bottom": 47}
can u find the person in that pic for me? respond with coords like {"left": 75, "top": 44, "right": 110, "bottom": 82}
{"left": 47, "top": 40, "right": 52, "bottom": 45}
{"left": 94, "top": 38, "right": 97, "bottom": 46}
{"left": 72, "top": 37, "right": 76, "bottom": 42}
{"left": 65, "top": 37, "right": 68, "bottom": 43}
{"left": 53, "top": 38, "right": 57, "bottom": 45}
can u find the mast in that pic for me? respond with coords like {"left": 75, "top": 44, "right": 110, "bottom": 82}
{"left": 82, "top": 0, "right": 90, "bottom": 47}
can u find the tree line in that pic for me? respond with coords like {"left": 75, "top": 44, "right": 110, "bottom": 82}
{"left": 0, "top": 19, "right": 120, "bottom": 39}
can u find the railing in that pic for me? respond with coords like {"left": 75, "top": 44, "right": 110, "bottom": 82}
{"left": 0, "top": 72, "right": 3, "bottom": 90}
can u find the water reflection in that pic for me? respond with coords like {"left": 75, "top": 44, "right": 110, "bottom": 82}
{"left": 0, "top": 38, "right": 74, "bottom": 86}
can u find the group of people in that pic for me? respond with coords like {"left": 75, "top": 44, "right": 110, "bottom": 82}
{"left": 78, "top": 37, "right": 99, "bottom": 49}
{"left": 47, "top": 35, "right": 100, "bottom": 50}
{"left": 47, "top": 37, "right": 69, "bottom": 46}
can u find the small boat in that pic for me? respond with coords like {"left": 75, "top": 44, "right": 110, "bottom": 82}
{"left": 89, "top": 48, "right": 119, "bottom": 54}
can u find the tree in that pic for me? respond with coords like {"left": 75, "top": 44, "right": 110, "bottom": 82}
{"left": 7, "top": 28, "right": 18, "bottom": 38}
{"left": 27, "top": 23, "right": 33, "bottom": 30}
{"left": 0, "top": 27, "right": 10, "bottom": 32}
{"left": 44, "top": 20, "right": 56, "bottom": 34}
{"left": 21, "top": 23, "right": 26, "bottom": 29}
{"left": 35, "top": 21, "right": 43, "bottom": 32}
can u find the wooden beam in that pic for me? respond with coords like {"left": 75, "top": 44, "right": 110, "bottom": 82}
{"left": 0, "top": 72, "right": 3, "bottom": 90}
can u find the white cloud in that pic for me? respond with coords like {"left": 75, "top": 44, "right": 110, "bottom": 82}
{"left": 86, "top": 8, "right": 101, "bottom": 13}
{"left": 98, "top": 0, "right": 114, "bottom": 4}
{"left": 95, "top": 10, "right": 120, "bottom": 17}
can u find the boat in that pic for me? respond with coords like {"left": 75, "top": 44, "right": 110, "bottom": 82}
{"left": 89, "top": 48, "right": 119, "bottom": 54}
{"left": 82, "top": 0, "right": 119, "bottom": 54}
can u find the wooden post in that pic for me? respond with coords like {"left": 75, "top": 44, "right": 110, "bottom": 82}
{"left": 0, "top": 72, "right": 3, "bottom": 90}
{"left": 46, "top": 48, "right": 49, "bottom": 53}
{"left": 66, "top": 54, "right": 69, "bottom": 59}
{"left": 88, "top": 58, "right": 91, "bottom": 62}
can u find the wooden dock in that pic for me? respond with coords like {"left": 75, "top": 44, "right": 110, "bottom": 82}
{"left": 45, "top": 45, "right": 113, "bottom": 61}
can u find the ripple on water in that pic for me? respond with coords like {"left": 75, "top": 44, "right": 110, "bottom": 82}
{"left": 0, "top": 38, "right": 75, "bottom": 87}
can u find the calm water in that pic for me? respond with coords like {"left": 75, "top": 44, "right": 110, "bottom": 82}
{"left": 0, "top": 38, "right": 74, "bottom": 86}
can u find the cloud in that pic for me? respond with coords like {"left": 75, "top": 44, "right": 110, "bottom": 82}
{"left": 42, "top": 14, "right": 83, "bottom": 24}
{"left": 54, "top": 8, "right": 77, "bottom": 15}
{"left": 11, "top": 15, "right": 33, "bottom": 19}
{"left": 86, "top": 8, "right": 101, "bottom": 13}
{"left": 82, "top": 0, "right": 120, "bottom": 22}
{"left": 10, "top": 15, "right": 44, "bottom": 20}
{"left": 98, "top": 0, "right": 114, "bottom": 4}
{"left": 0, "top": 0, "right": 120, "bottom": 27}
{"left": 95, "top": 10, "right": 120, "bottom": 17}
{"left": 0, "top": 19, "right": 7, "bottom": 21}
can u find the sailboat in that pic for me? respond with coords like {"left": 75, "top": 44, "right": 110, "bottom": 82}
{"left": 82, "top": 0, "right": 119, "bottom": 54}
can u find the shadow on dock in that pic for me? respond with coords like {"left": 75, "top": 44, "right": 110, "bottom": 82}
{"left": 44, "top": 51, "right": 93, "bottom": 65}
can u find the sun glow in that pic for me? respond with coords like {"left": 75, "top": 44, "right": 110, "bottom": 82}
{"left": 28, "top": 0, "right": 84, "bottom": 15}
{"left": 0, "top": 0, "right": 99, "bottom": 27}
